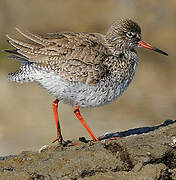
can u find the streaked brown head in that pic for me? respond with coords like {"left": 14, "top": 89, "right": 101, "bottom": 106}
{"left": 106, "top": 19, "right": 168, "bottom": 56}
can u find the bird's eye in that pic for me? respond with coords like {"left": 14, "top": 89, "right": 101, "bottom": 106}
{"left": 126, "top": 32, "right": 135, "bottom": 38}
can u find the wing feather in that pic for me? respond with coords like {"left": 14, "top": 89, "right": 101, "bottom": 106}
{"left": 6, "top": 29, "right": 109, "bottom": 84}
{"left": 15, "top": 28, "right": 52, "bottom": 46}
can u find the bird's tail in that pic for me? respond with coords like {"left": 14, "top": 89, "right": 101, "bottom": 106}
{"left": 4, "top": 28, "right": 50, "bottom": 83}
{"left": 8, "top": 62, "right": 38, "bottom": 83}
{"left": 4, "top": 49, "right": 35, "bottom": 83}
{"left": 4, "top": 49, "right": 29, "bottom": 62}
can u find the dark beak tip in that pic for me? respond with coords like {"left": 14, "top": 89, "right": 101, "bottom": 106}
{"left": 153, "top": 47, "right": 168, "bottom": 56}
{"left": 138, "top": 41, "right": 168, "bottom": 56}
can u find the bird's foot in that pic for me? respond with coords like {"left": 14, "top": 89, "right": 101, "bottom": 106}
{"left": 52, "top": 136, "right": 64, "bottom": 144}
{"left": 52, "top": 136, "right": 72, "bottom": 146}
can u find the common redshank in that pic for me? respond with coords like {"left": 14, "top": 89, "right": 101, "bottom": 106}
{"left": 5, "top": 19, "right": 168, "bottom": 144}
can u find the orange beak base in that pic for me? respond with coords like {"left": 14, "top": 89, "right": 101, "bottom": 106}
{"left": 138, "top": 41, "right": 168, "bottom": 56}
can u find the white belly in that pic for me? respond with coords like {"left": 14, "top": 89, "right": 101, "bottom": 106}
{"left": 36, "top": 70, "right": 134, "bottom": 108}
{"left": 9, "top": 60, "right": 138, "bottom": 108}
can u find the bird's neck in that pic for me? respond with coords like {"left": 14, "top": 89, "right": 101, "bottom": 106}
{"left": 122, "top": 48, "right": 138, "bottom": 60}
{"left": 103, "top": 49, "right": 138, "bottom": 84}
{"left": 104, "top": 35, "right": 137, "bottom": 60}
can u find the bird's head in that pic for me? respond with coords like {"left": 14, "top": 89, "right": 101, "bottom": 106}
{"left": 106, "top": 19, "right": 168, "bottom": 56}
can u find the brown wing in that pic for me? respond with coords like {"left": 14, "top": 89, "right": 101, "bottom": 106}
{"left": 6, "top": 29, "right": 109, "bottom": 84}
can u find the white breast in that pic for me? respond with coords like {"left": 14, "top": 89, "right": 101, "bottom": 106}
{"left": 36, "top": 63, "right": 137, "bottom": 108}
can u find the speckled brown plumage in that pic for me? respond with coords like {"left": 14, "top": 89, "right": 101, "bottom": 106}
{"left": 7, "top": 30, "right": 109, "bottom": 84}
{"left": 6, "top": 18, "right": 168, "bottom": 107}
{"left": 6, "top": 19, "right": 142, "bottom": 85}
{"left": 5, "top": 19, "right": 168, "bottom": 143}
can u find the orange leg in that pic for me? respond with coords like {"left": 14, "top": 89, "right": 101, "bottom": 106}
{"left": 52, "top": 99, "right": 63, "bottom": 144}
{"left": 74, "top": 105, "right": 98, "bottom": 141}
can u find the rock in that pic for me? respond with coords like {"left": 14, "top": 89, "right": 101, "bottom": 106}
{"left": 0, "top": 120, "right": 176, "bottom": 180}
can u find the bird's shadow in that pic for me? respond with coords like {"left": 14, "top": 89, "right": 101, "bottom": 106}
{"left": 97, "top": 119, "right": 176, "bottom": 141}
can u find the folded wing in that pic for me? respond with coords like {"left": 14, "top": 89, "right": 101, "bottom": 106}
{"left": 6, "top": 29, "right": 109, "bottom": 84}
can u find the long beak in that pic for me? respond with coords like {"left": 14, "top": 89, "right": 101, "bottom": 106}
{"left": 138, "top": 41, "right": 168, "bottom": 56}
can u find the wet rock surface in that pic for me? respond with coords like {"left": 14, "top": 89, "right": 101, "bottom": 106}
{"left": 0, "top": 120, "right": 176, "bottom": 180}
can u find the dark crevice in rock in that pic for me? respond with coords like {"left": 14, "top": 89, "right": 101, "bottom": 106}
{"left": 73, "top": 168, "right": 126, "bottom": 179}
{"left": 72, "top": 169, "right": 103, "bottom": 179}
{"left": 103, "top": 141, "right": 120, "bottom": 155}
{"left": 3, "top": 166, "right": 14, "bottom": 171}
{"left": 80, "top": 169, "right": 97, "bottom": 178}
{"left": 104, "top": 142, "right": 134, "bottom": 171}
{"left": 28, "top": 172, "right": 45, "bottom": 180}
{"left": 158, "top": 168, "right": 173, "bottom": 180}
{"left": 144, "top": 149, "right": 176, "bottom": 169}
{"left": 72, "top": 142, "right": 135, "bottom": 179}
